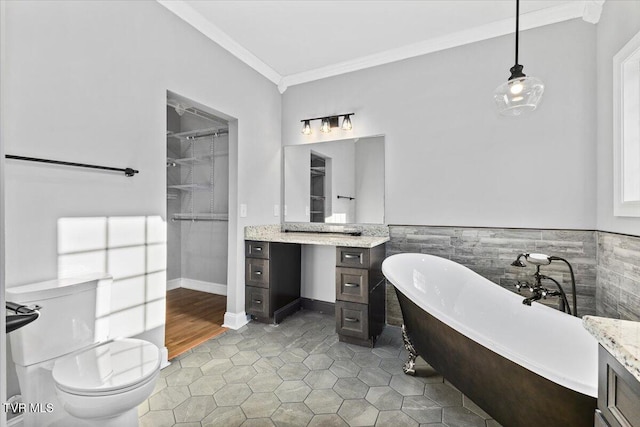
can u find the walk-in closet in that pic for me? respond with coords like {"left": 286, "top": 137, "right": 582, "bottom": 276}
{"left": 165, "top": 93, "right": 229, "bottom": 359}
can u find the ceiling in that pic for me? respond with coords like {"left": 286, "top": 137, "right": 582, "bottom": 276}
{"left": 158, "top": 0, "right": 604, "bottom": 91}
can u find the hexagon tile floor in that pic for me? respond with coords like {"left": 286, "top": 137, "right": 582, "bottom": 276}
{"left": 139, "top": 310, "right": 502, "bottom": 427}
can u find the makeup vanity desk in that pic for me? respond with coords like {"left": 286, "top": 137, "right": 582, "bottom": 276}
{"left": 245, "top": 224, "right": 389, "bottom": 347}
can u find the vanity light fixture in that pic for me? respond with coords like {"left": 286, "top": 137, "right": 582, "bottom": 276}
{"left": 300, "top": 113, "right": 355, "bottom": 134}
{"left": 493, "top": 0, "right": 544, "bottom": 116}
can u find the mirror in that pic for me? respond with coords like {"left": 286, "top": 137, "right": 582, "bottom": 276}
{"left": 614, "top": 29, "right": 640, "bottom": 216}
{"left": 284, "top": 136, "right": 385, "bottom": 224}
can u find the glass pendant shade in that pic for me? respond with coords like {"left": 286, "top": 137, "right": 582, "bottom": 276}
{"left": 494, "top": 0, "right": 544, "bottom": 116}
{"left": 302, "top": 120, "right": 312, "bottom": 135}
{"left": 320, "top": 118, "right": 331, "bottom": 133}
{"left": 494, "top": 75, "right": 544, "bottom": 116}
{"left": 341, "top": 115, "right": 352, "bottom": 131}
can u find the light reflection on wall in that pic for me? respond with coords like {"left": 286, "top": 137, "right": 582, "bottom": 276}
{"left": 57, "top": 216, "right": 167, "bottom": 339}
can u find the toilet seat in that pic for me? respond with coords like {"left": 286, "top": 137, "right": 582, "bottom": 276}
{"left": 52, "top": 338, "right": 160, "bottom": 396}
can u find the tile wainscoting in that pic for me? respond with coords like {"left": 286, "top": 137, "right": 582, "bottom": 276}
{"left": 385, "top": 226, "right": 598, "bottom": 326}
{"left": 597, "top": 231, "right": 640, "bottom": 321}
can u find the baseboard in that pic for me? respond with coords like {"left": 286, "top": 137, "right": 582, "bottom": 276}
{"left": 222, "top": 311, "right": 250, "bottom": 330}
{"left": 274, "top": 298, "right": 302, "bottom": 323}
{"left": 7, "top": 414, "right": 22, "bottom": 427}
{"left": 169, "top": 278, "right": 227, "bottom": 296}
{"left": 166, "top": 278, "right": 181, "bottom": 291}
{"left": 301, "top": 298, "right": 335, "bottom": 315}
{"left": 159, "top": 346, "right": 170, "bottom": 369}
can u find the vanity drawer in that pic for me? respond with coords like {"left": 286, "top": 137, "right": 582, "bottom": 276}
{"left": 336, "top": 301, "right": 369, "bottom": 340}
{"left": 336, "top": 267, "right": 369, "bottom": 304}
{"left": 336, "top": 247, "right": 370, "bottom": 268}
{"left": 246, "top": 286, "right": 269, "bottom": 318}
{"left": 245, "top": 241, "right": 270, "bottom": 259}
{"left": 246, "top": 258, "right": 269, "bottom": 288}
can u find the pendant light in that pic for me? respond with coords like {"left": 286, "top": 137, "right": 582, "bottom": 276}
{"left": 494, "top": 0, "right": 544, "bottom": 116}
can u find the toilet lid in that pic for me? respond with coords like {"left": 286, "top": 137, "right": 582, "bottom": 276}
{"left": 53, "top": 338, "right": 160, "bottom": 395}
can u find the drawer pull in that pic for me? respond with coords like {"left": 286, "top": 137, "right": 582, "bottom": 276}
{"left": 253, "top": 299, "right": 262, "bottom": 304}
{"left": 254, "top": 271, "right": 262, "bottom": 275}
{"left": 344, "top": 317, "right": 359, "bottom": 323}
{"left": 254, "top": 247, "right": 262, "bottom": 251}
{"left": 344, "top": 283, "right": 360, "bottom": 288}
{"left": 343, "top": 253, "right": 361, "bottom": 260}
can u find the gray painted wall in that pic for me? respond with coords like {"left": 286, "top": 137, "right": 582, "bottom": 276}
{"left": 3, "top": 0, "right": 281, "bottom": 315}
{"left": 283, "top": 19, "right": 597, "bottom": 230}
{"left": 3, "top": 0, "right": 281, "bottom": 398}
{"left": 593, "top": 1, "right": 640, "bottom": 321}
{"left": 596, "top": 0, "right": 640, "bottom": 236}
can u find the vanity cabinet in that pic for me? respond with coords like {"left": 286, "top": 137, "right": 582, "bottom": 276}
{"left": 245, "top": 241, "right": 301, "bottom": 324}
{"left": 596, "top": 345, "right": 640, "bottom": 427}
{"left": 335, "top": 244, "right": 385, "bottom": 347}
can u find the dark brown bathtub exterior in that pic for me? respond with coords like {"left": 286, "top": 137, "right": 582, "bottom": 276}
{"left": 395, "top": 289, "right": 596, "bottom": 427}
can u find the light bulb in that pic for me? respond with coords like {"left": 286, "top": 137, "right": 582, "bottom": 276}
{"left": 320, "top": 118, "right": 331, "bottom": 133}
{"left": 509, "top": 81, "right": 524, "bottom": 95}
{"left": 341, "top": 115, "right": 352, "bottom": 131}
{"left": 302, "top": 120, "right": 312, "bottom": 135}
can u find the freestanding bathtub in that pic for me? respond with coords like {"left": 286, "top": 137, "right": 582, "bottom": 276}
{"left": 382, "top": 253, "right": 598, "bottom": 427}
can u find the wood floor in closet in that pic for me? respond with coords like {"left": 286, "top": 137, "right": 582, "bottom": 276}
{"left": 165, "top": 288, "right": 227, "bottom": 360}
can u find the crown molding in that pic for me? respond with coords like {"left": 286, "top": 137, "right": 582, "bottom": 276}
{"left": 582, "top": 0, "right": 606, "bottom": 24}
{"left": 281, "top": 1, "right": 595, "bottom": 90}
{"left": 157, "top": 0, "right": 603, "bottom": 93}
{"left": 156, "top": 0, "right": 282, "bottom": 86}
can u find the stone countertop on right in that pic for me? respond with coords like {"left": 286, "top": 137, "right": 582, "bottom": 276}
{"left": 583, "top": 315, "right": 640, "bottom": 382}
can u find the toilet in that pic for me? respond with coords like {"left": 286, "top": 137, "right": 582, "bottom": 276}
{"left": 7, "top": 274, "right": 161, "bottom": 427}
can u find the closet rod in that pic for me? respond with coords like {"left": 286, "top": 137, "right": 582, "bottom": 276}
{"left": 5, "top": 155, "right": 139, "bottom": 177}
{"left": 184, "top": 129, "right": 229, "bottom": 140}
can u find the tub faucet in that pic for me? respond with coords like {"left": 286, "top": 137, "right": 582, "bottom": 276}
{"left": 522, "top": 292, "right": 542, "bottom": 306}
{"left": 511, "top": 253, "right": 578, "bottom": 316}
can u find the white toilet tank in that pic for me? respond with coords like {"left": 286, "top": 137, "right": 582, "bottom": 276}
{"left": 7, "top": 273, "right": 112, "bottom": 367}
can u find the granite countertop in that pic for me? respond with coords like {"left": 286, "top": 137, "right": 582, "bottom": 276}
{"left": 583, "top": 315, "right": 640, "bottom": 383}
{"left": 245, "top": 224, "right": 389, "bottom": 248}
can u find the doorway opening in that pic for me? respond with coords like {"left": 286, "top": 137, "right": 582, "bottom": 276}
{"left": 165, "top": 93, "right": 229, "bottom": 359}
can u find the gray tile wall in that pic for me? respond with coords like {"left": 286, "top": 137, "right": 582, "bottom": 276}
{"left": 597, "top": 231, "right": 640, "bottom": 321}
{"left": 385, "top": 226, "right": 598, "bottom": 326}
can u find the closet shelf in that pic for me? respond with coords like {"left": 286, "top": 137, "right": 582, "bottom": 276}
{"left": 310, "top": 167, "right": 326, "bottom": 177}
{"left": 167, "top": 152, "right": 229, "bottom": 167}
{"left": 168, "top": 184, "right": 210, "bottom": 192}
{"left": 172, "top": 213, "right": 229, "bottom": 222}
